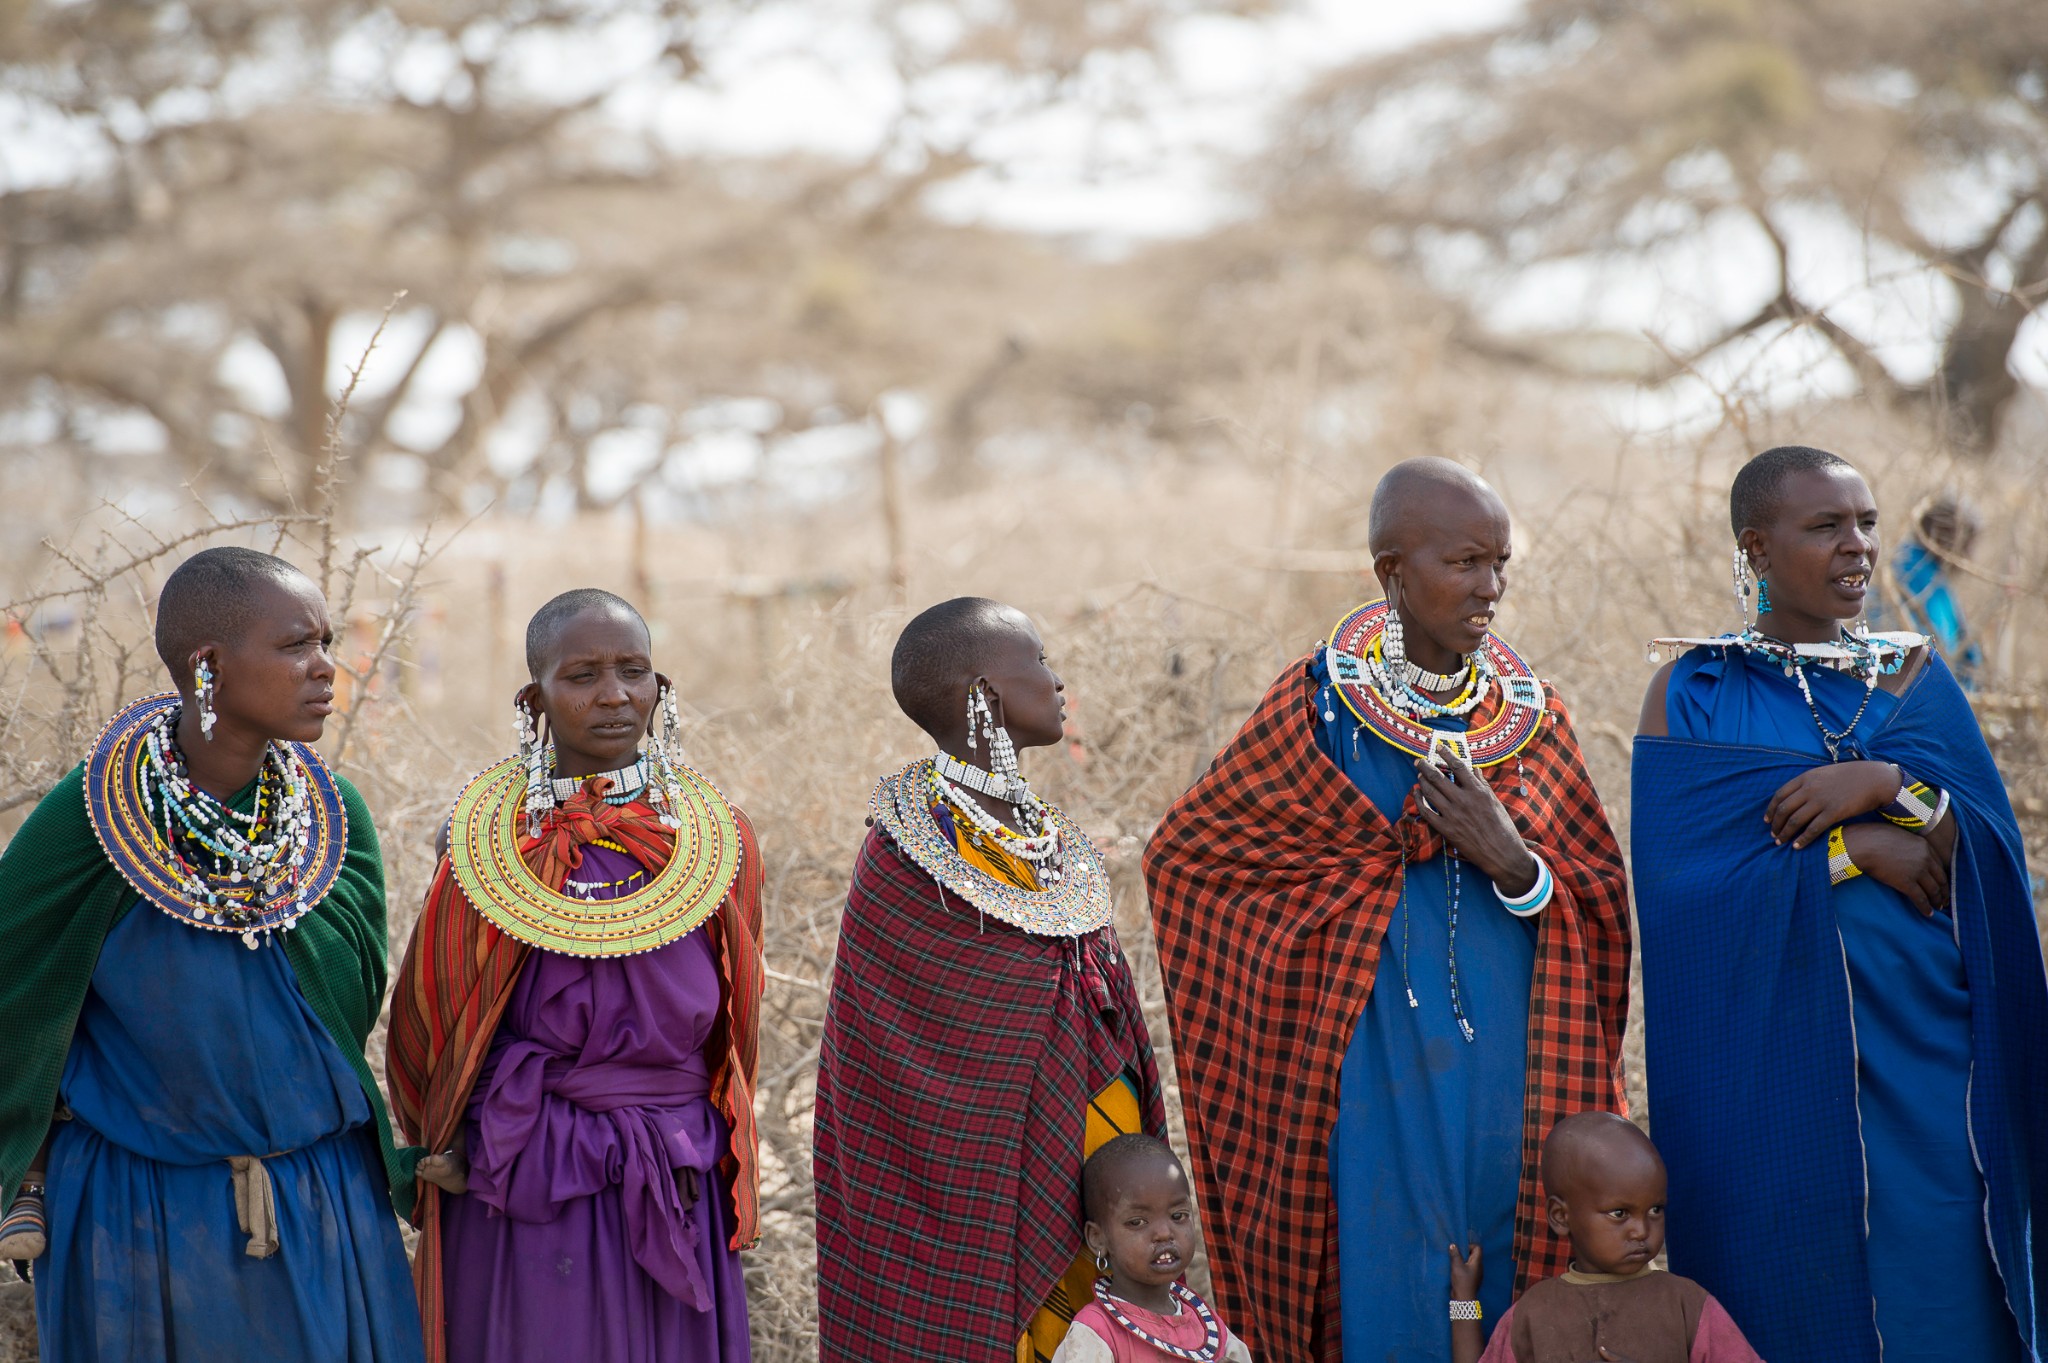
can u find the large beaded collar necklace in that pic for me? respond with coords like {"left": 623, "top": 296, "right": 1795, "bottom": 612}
{"left": 1091, "top": 1280, "right": 1224, "bottom": 1363}
{"left": 870, "top": 757, "right": 1112, "bottom": 938}
{"left": 446, "top": 754, "right": 742, "bottom": 957}
{"left": 84, "top": 692, "right": 346, "bottom": 948}
{"left": 1322, "top": 601, "right": 1547, "bottom": 769}
{"left": 1646, "top": 626, "right": 1924, "bottom": 761}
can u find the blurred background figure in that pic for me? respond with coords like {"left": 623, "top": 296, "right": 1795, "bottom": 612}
{"left": 1876, "top": 494, "right": 1984, "bottom": 688}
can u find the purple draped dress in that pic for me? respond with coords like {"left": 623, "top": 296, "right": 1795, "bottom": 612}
{"left": 441, "top": 843, "right": 751, "bottom": 1362}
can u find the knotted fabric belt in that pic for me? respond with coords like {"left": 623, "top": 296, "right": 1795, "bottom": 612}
{"left": 227, "top": 1154, "right": 282, "bottom": 1259}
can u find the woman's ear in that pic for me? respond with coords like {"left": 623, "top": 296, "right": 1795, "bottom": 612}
{"left": 650, "top": 673, "right": 674, "bottom": 736}
{"left": 1738, "top": 526, "right": 1768, "bottom": 576}
{"left": 1372, "top": 549, "right": 1400, "bottom": 599}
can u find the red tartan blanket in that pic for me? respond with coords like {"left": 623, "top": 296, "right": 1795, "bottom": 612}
{"left": 814, "top": 824, "right": 1166, "bottom": 1363}
{"left": 385, "top": 786, "right": 764, "bottom": 1363}
{"left": 1144, "top": 657, "right": 1630, "bottom": 1363}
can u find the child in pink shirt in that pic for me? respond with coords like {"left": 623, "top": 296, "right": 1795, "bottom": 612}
{"left": 1452, "top": 1112, "right": 1764, "bottom": 1363}
{"left": 1052, "top": 1134, "right": 1252, "bottom": 1363}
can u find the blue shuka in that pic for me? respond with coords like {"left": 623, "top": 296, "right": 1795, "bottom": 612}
{"left": 1634, "top": 646, "right": 2048, "bottom": 1363}
{"left": 1312, "top": 654, "right": 1538, "bottom": 1362}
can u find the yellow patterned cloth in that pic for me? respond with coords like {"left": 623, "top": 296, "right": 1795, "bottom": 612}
{"left": 1018, "top": 1075, "right": 1145, "bottom": 1363}
{"left": 934, "top": 797, "right": 1043, "bottom": 892}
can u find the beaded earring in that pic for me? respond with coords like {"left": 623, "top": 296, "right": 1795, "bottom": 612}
{"left": 1383, "top": 599, "right": 1408, "bottom": 674}
{"left": 518, "top": 699, "right": 554, "bottom": 837}
{"left": 647, "top": 682, "right": 686, "bottom": 829}
{"left": 1756, "top": 578, "right": 1773, "bottom": 614}
{"left": 194, "top": 657, "right": 218, "bottom": 741}
{"left": 986, "top": 711, "right": 1021, "bottom": 790}
{"left": 967, "top": 684, "right": 1006, "bottom": 763}
{"left": 1731, "top": 548, "right": 1756, "bottom": 628}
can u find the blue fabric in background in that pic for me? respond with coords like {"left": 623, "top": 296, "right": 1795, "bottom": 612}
{"left": 1312, "top": 654, "right": 1536, "bottom": 1362}
{"left": 34, "top": 903, "right": 423, "bottom": 1363}
{"left": 1635, "top": 646, "right": 2047, "bottom": 1363}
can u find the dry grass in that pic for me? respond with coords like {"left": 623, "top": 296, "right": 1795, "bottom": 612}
{"left": 4, "top": 403, "right": 2047, "bottom": 1362}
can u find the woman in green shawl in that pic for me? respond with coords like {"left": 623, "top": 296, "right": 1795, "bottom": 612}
{"left": 0, "top": 547, "right": 424, "bottom": 1362}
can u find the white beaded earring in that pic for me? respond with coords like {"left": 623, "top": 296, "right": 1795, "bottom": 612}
{"left": 647, "top": 682, "right": 686, "bottom": 829}
{"left": 518, "top": 699, "right": 554, "bottom": 837}
{"left": 1383, "top": 598, "right": 1408, "bottom": 675}
{"left": 194, "top": 657, "right": 218, "bottom": 740}
{"left": 1732, "top": 547, "right": 1755, "bottom": 629}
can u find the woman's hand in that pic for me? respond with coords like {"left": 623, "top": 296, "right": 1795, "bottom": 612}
{"left": 417, "top": 1148, "right": 470, "bottom": 1196}
{"left": 1842, "top": 822, "right": 1949, "bottom": 915}
{"left": 1766, "top": 761, "right": 1898, "bottom": 849}
{"left": 1414, "top": 754, "right": 1540, "bottom": 897}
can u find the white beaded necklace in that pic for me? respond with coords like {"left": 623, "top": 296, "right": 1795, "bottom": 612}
{"left": 928, "top": 757, "right": 1065, "bottom": 883}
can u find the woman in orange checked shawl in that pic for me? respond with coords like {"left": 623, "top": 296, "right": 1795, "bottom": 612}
{"left": 387, "top": 590, "right": 763, "bottom": 1363}
{"left": 1145, "top": 460, "right": 1631, "bottom": 1363}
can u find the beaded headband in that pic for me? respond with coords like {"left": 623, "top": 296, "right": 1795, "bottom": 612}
{"left": 446, "top": 755, "right": 742, "bottom": 958}
{"left": 84, "top": 691, "right": 347, "bottom": 942}
{"left": 1324, "top": 600, "right": 1547, "bottom": 768}
{"left": 870, "top": 758, "right": 1111, "bottom": 938}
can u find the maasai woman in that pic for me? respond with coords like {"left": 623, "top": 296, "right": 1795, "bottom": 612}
{"left": 387, "top": 588, "right": 762, "bottom": 1363}
{"left": 1147, "top": 458, "right": 1633, "bottom": 1363}
{"left": 814, "top": 597, "right": 1166, "bottom": 1363}
{"left": 1634, "top": 446, "right": 2048, "bottom": 1363}
{"left": 0, "top": 546, "right": 423, "bottom": 1361}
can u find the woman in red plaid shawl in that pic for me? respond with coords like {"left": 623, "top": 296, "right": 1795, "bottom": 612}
{"left": 387, "top": 589, "right": 763, "bottom": 1363}
{"left": 1146, "top": 459, "right": 1631, "bottom": 1363}
{"left": 814, "top": 598, "right": 1166, "bottom": 1363}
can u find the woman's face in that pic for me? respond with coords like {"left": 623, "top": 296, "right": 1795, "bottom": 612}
{"left": 1743, "top": 465, "right": 1879, "bottom": 638}
{"left": 1373, "top": 489, "right": 1512, "bottom": 673}
{"left": 981, "top": 613, "right": 1067, "bottom": 751}
{"left": 523, "top": 608, "right": 661, "bottom": 778}
{"left": 199, "top": 573, "right": 337, "bottom": 747}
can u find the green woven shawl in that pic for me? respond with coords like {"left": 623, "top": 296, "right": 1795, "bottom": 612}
{"left": 0, "top": 763, "right": 421, "bottom": 1218}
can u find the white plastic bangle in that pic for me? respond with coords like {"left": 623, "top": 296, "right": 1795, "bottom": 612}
{"left": 1495, "top": 853, "right": 1553, "bottom": 918}
{"left": 1449, "top": 1299, "right": 1483, "bottom": 1321}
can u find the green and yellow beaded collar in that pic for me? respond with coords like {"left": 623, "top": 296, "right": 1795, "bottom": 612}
{"left": 446, "top": 755, "right": 742, "bottom": 958}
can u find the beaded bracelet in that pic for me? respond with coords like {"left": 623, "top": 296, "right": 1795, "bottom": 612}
{"left": 1449, "top": 1300, "right": 1483, "bottom": 1321}
{"left": 1827, "top": 825, "right": 1863, "bottom": 886}
{"left": 1881, "top": 768, "right": 1950, "bottom": 834}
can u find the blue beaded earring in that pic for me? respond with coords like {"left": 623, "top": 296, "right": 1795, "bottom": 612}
{"left": 1756, "top": 578, "right": 1773, "bottom": 614}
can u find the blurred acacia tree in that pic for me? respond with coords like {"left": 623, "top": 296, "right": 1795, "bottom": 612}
{"left": 1278, "top": 0, "right": 2048, "bottom": 452}
{"left": 0, "top": 0, "right": 1267, "bottom": 526}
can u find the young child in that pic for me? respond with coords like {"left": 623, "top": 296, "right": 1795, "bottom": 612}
{"left": 1053, "top": 1134, "right": 1253, "bottom": 1363}
{"left": 1450, "top": 1112, "right": 1764, "bottom": 1363}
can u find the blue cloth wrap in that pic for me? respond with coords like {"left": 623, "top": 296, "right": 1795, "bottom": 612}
{"left": 1634, "top": 646, "right": 2046, "bottom": 1363}
{"left": 33, "top": 904, "right": 424, "bottom": 1363}
{"left": 1312, "top": 655, "right": 1536, "bottom": 1361}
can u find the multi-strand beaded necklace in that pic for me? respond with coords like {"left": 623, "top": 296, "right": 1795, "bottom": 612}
{"left": 1647, "top": 626, "right": 1919, "bottom": 762}
{"left": 929, "top": 751, "right": 1066, "bottom": 885}
{"left": 137, "top": 705, "right": 317, "bottom": 937}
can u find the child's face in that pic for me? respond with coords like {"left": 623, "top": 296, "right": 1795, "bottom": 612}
{"left": 1084, "top": 1157, "right": 1199, "bottom": 1291}
{"left": 1546, "top": 1160, "right": 1668, "bottom": 1275}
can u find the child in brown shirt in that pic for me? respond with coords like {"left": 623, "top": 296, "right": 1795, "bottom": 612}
{"left": 1451, "top": 1112, "right": 1764, "bottom": 1363}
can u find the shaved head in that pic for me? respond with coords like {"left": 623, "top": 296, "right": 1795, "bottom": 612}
{"left": 1541, "top": 1111, "right": 1664, "bottom": 1201}
{"left": 890, "top": 596, "right": 1033, "bottom": 741}
{"left": 1081, "top": 1133, "right": 1185, "bottom": 1225}
{"left": 526, "top": 588, "right": 649, "bottom": 679}
{"left": 155, "top": 547, "right": 310, "bottom": 686}
{"left": 1368, "top": 457, "right": 1506, "bottom": 557}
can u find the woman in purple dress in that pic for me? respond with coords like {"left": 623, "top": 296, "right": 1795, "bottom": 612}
{"left": 388, "top": 589, "right": 764, "bottom": 1363}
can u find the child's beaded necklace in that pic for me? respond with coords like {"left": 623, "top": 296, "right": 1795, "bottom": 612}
{"left": 1091, "top": 1280, "right": 1224, "bottom": 1363}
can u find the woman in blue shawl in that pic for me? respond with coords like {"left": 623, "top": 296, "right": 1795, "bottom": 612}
{"left": 1633, "top": 446, "right": 2048, "bottom": 1363}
